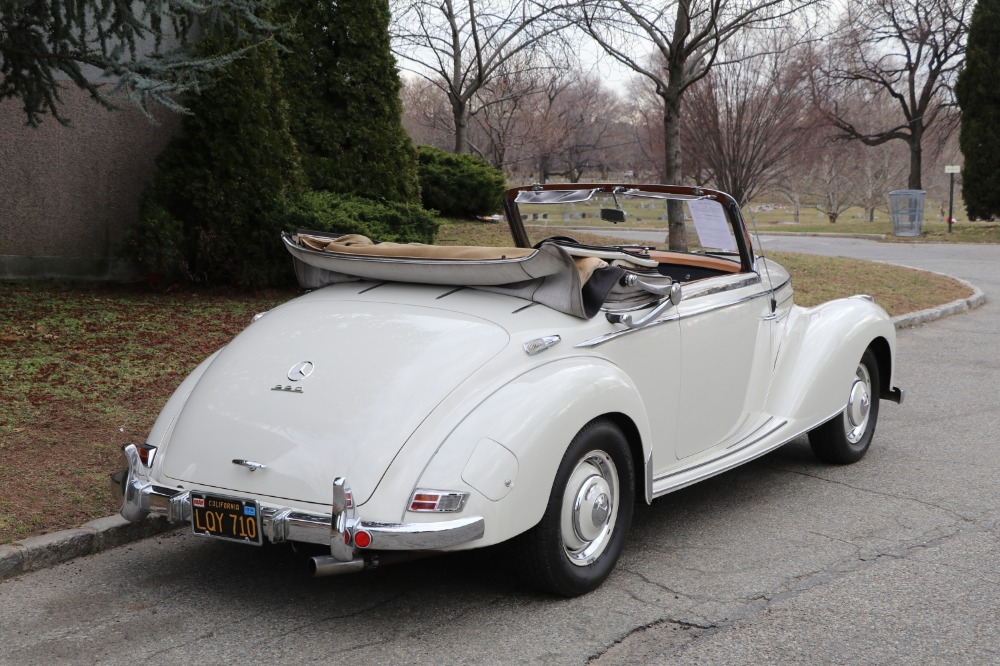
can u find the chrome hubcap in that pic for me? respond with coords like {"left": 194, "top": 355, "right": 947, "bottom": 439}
{"left": 561, "top": 451, "right": 619, "bottom": 567}
{"left": 844, "top": 363, "right": 872, "bottom": 444}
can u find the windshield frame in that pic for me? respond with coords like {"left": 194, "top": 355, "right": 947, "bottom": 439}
{"left": 502, "top": 183, "right": 755, "bottom": 273}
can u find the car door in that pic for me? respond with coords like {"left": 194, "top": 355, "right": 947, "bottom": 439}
{"left": 672, "top": 271, "right": 776, "bottom": 459}
{"left": 668, "top": 196, "right": 778, "bottom": 460}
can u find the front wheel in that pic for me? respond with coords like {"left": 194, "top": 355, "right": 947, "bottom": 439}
{"left": 514, "top": 419, "right": 635, "bottom": 596}
{"left": 809, "top": 348, "right": 881, "bottom": 464}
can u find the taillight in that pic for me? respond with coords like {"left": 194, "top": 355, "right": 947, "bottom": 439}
{"left": 408, "top": 490, "right": 469, "bottom": 513}
{"left": 137, "top": 444, "right": 157, "bottom": 467}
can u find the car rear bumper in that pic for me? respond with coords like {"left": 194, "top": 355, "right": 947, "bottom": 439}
{"left": 112, "top": 444, "right": 485, "bottom": 567}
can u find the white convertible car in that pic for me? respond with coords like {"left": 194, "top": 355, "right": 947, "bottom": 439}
{"left": 114, "top": 183, "right": 902, "bottom": 596}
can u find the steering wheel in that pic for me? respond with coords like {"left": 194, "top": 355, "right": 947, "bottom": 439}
{"left": 534, "top": 235, "right": 581, "bottom": 249}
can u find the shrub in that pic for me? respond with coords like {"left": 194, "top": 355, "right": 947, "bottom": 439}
{"left": 272, "top": 191, "right": 440, "bottom": 244}
{"left": 956, "top": 0, "right": 1000, "bottom": 220}
{"left": 127, "top": 21, "right": 306, "bottom": 287}
{"left": 124, "top": 202, "right": 188, "bottom": 279}
{"left": 277, "top": 0, "right": 421, "bottom": 204}
{"left": 417, "top": 145, "right": 507, "bottom": 218}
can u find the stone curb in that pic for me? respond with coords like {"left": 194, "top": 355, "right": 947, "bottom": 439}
{"left": 0, "top": 514, "right": 179, "bottom": 582}
{"left": 0, "top": 270, "right": 988, "bottom": 583}
{"left": 891, "top": 274, "right": 987, "bottom": 330}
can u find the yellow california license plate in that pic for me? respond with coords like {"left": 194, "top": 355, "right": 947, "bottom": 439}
{"left": 191, "top": 492, "right": 262, "bottom": 545}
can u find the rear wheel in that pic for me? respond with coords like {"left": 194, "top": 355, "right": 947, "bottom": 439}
{"left": 809, "top": 348, "right": 881, "bottom": 464}
{"left": 515, "top": 419, "right": 634, "bottom": 596}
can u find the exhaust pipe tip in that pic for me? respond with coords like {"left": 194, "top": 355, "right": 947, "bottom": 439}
{"left": 310, "top": 555, "right": 366, "bottom": 577}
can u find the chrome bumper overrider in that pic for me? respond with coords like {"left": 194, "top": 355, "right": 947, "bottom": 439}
{"left": 112, "top": 444, "right": 485, "bottom": 572}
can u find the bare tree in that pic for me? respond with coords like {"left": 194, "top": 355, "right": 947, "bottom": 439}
{"left": 401, "top": 77, "right": 456, "bottom": 149}
{"left": 392, "top": 0, "right": 572, "bottom": 153}
{"left": 822, "top": 0, "right": 972, "bottom": 190}
{"left": 855, "top": 141, "right": 908, "bottom": 222}
{"left": 622, "top": 77, "right": 666, "bottom": 181}
{"left": 806, "top": 143, "right": 864, "bottom": 223}
{"left": 469, "top": 53, "right": 544, "bottom": 168}
{"left": 578, "top": 0, "right": 818, "bottom": 249}
{"left": 680, "top": 37, "right": 811, "bottom": 205}
{"left": 527, "top": 72, "right": 622, "bottom": 182}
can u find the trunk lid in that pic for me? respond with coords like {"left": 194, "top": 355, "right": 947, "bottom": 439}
{"left": 160, "top": 297, "right": 509, "bottom": 506}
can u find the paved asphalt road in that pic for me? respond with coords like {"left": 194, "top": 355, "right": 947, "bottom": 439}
{"left": 1, "top": 237, "right": 998, "bottom": 665}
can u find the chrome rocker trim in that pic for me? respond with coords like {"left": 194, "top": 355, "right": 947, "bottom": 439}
{"left": 112, "top": 444, "right": 485, "bottom": 575}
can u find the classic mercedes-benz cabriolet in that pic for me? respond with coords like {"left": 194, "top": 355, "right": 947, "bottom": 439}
{"left": 114, "top": 183, "right": 902, "bottom": 596}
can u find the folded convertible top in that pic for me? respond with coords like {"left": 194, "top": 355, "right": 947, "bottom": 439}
{"left": 282, "top": 231, "right": 626, "bottom": 319}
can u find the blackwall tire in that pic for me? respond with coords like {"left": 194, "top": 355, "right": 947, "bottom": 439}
{"left": 515, "top": 419, "right": 635, "bottom": 597}
{"left": 809, "top": 348, "right": 881, "bottom": 464}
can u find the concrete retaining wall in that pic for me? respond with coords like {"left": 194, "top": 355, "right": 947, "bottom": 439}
{"left": 0, "top": 86, "right": 182, "bottom": 279}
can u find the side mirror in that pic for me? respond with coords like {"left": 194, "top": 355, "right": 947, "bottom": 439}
{"left": 600, "top": 208, "right": 626, "bottom": 223}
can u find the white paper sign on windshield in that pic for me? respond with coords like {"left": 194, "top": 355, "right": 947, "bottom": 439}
{"left": 687, "top": 199, "right": 737, "bottom": 251}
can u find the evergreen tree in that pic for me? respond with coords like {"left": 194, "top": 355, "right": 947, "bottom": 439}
{"left": 956, "top": 0, "right": 1000, "bottom": 220}
{"left": 130, "top": 22, "right": 306, "bottom": 286}
{"left": 0, "top": 0, "right": 277, "bottom": 125}
{"left": 278, "top": 0, "right": 420, "bottom": 204}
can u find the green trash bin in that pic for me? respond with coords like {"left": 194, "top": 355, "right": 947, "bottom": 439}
{"left": 889, "top": 190, "right": 925, "bottom": 237}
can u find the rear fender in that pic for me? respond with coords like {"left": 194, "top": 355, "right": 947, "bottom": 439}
{"left": 369, "top": 358, "right": 651, "bottom": 547}
{"left": 766, "top": 297, "right": 896, "bottom": 427}
{"left": 145, "top": 350, "right": 223, "bottom": 472}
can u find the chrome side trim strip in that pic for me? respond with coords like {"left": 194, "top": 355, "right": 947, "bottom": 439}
{"left": 578, "top": 281, "right": 770, "bottom": 348}
{"left": 676, "top": 289, "right": 771, "bottom": 321}
{"left": 725, "top": 418, "right": 785, "bottom": 452}
{"left": 650, "top": 420, "right": 788, "bottom": 498}
{"left": 652, "top": 419, "right": 786, "bottom": 485}
{"left": 681, "top": 274, "right": 761, "bottom": 300}
{"left": 576, "top": 312, "right": 680, "bottom": 348}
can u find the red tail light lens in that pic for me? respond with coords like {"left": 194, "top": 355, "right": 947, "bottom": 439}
{"left": 137, "top": 444, "right": 157, "bottom": 467}
{"left": 408, "top": 490, "right": 469, "bottom": 513}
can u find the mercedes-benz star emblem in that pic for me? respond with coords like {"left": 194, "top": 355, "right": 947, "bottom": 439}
{"left": 287, "top": 361, "right": 315, "bottom": 382}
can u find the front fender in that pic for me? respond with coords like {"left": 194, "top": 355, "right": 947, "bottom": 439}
{"left": 369, "top": 357, "right": 651, "bottom": 548}
{"left": 766, "top": 297, "right": 896, "bottom": 428}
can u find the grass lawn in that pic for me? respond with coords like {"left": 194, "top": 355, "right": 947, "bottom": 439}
{"left": 744, "top": 204, "right": 1000, "bottom": 243}
{"left": 0, "top": 223, "right": 974, "bottom": 544}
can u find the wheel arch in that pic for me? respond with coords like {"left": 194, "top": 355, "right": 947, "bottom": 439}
{"left": 394, "top": 358, "right": 652, "bottom": 548}
{"left": 766, "top": 298, "right": 897, "bottom": 428}
{"left": 867, "top": 334, "right": 897, "bottom": 401}
{"left": 601, "top": 412, "right": 649, "bottom": 505}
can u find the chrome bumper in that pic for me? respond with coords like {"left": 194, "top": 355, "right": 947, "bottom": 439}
{"left": 112, "top": 444, "right": 485, "bottom": 567}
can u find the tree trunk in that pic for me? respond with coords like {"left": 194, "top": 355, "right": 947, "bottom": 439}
{"left": 907, "top": 126, "right": 923, "bottom": 190}
{"left": 662, "top": 85, "right": 686, "bottom": 251}
{"left": 538, "top": 155, "right": 549, "bottom": 184}
{"left": 828, "top": 211, "right": 838, "bottom": 224}
{"left": 450, "top": 94, "right": 468, "bottom": 154}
